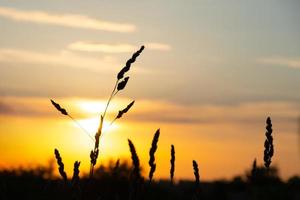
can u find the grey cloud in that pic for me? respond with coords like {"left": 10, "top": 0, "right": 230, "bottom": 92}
{"left": 127, "top": 112, "right": 299, "bottom": 125}
{"left": 0, "top": 101, "right": 13, "bottom": 114}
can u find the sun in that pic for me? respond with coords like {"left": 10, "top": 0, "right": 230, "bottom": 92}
{"left": 77, "top": 117, "right": 119, "bottom": 135}
{"left": 70, "top": 99, "right": 124, "bottom": 140}
{"left": 76, "top": 100, "right": 107, "bottom": 115}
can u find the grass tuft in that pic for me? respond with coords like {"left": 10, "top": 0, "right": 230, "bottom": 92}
{"left": 117, "top": 46, "right": 145, "bottom": 80}
{"left": 148, "top": 129, "right": 160, "bottom": 183}
{"left": 170, "top": 144, "right": 175, "bottom": 184}
{"left": 192, "top": 160, "right": 200, "bottom": 187}
{"left": 128, "top": 139, "right": 141, "bottom": 179}
{"left": 54, "top": 148, "right": 67, "bottom": 182}
{"left": 72, "top": 161, "right": 80, "bottom": 186}
{"left": 264, "top": 117, "right": 274, "bottom": 168}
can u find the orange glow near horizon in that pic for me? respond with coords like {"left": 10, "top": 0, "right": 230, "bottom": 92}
{"left": 0, "top": 96, "right": 299, "bottom": 181}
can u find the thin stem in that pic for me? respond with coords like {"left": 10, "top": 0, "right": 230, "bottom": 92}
{"left": 113, "top": 90, "right": 119, "bottom": 97}
{"left": 97, "top": 119, "right": 114, "bottom": 150}
{"left": 108, "top": 118, "right": 117, "bottom": 128}
{"left": 68, "top": 115, "right": 95, "bottom": 142}
{"left": 100, "top": 118, "right": 117, "bottom": 136}
{"left": 93, "top": 80, "right": 118, "bottom": 150}
{"left": 90, "top": 164, "right": 94, "bottom": 178}
{"left": 89, "top": 80, "right": 119, "bottom": 179}
{"left": 102, "top": 79, "right": 119, "bottom": 120}
{"left": 99, "top": 118, "right": 117, "bottom": 150}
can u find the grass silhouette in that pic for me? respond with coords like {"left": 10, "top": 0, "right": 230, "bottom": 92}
{"left": 1, "top": 46, "right": 300, "bottom": 199}
{"left": 148, "top": 129, "right": 160, "bottom": 183}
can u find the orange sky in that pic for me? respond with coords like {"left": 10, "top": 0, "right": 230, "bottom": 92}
{"left": 0, "top": 96, "right": 299, "bottom": 180}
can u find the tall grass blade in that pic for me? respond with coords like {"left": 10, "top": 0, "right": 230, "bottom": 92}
{"left": 54, "top": 148, "right": 67, "bottom": 182}
{"left": 148, "top": 129, "right": 160, "bottom": 183}
{"left": 264, "top": 117, "right": 274, "bottom": 168}
{"left": 117, "top": 45, "right": 145, "bottom": 80}
{"left": 170, "top": 144, "right": 175, "bottom": 184}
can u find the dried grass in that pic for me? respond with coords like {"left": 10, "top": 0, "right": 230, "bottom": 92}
{"left": 192, "top": 160, "right": 200, "bottom": 187}
{"left": 54, "top": 148, "right": 67, "bottom": 182}
{"left": 264, "top": 117, "right": 274, "bottom": 168}
{"left": 72, "top": 161, "right": 80, "bottom": 186}
{"left": 170, "top": 144, "right": 175, "bottom": 184}
{"left": 148, "top": 129, "right": 160, "bottom": 183}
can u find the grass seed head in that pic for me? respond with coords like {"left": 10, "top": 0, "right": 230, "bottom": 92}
{"left": 264, "top": 117, "right": 274, "bottom": 168}
{"left": 193, "top": 160, "right": 200, "bottom": 187}
{"left": 170, "top": 144, "right": 175, "bottom": 183}
{"left": 54, "top": 148, "right": 67, "bottom": 182}
{"left": 117, "top": 45, "right": 145, "bottom": 80}
{"left": 148, "top": 129, "right": 160, "bottom": 182}
{"left": 128, "top": 139, "right": 141, "bottom": 179}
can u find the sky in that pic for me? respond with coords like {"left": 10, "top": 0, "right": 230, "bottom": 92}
{"left": 0, "top": 0, "right": 299, "bottom": 180}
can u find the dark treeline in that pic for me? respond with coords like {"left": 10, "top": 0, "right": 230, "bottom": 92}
{"left": 0, "top": 161, "right": 299, "bottom": 200}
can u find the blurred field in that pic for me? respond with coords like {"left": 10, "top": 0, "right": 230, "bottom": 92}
{"left": 0, "top": 161, "right": 299, "bottom": 200}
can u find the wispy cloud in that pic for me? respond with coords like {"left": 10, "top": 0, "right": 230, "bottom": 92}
{"left": 258, "top": 56, "right": 300, "bottom": 69}
{"left": 0, "top": 101, "right": 12, "bottom": 115}
{"left": 68, "top": 41, "right": 171, "bottom": 53}
{"left": 145, "top": 43, "right": 171, "bottom": 51}
{"left": 68, "top": 42, "right": 136, "bottom": 53}
{"left": 0, "top": 48, "right": 122, "bottom": 72}
{"left": 0, "top": 6, "right": 136, "bottom": 32}
{"left": 0, "top": 99, "right": 49, "bottom": 117}
{"left": 128, "top": 100, "right": 300, "bottom": 125}
{"left": 1, "top": 96, "right": 298, "bottom": 127}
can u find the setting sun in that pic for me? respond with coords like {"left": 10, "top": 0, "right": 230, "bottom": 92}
{"left": 77, "top": 116, "right": 120, "bottom": 137}
{"left": 76, "top": 100, "right": 107, "bottom": 115}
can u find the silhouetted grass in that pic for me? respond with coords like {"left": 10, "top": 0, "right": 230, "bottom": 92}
{"left": 264, "top": 117, "right": 274, "bottom": 168}
{"left": 148, "top": 129, "right": 160, "bottom": 183}
{"left": 89, "top": 46, "right": 144, "bottom": 178}
{"left": 4, "top": 45, "right": 299, "bottom": 200}
{"left": 1, "top": 162, "right": 299, "bottom": 200}
{"left": 54, "top": 148, "right": 67, "bottom": 183}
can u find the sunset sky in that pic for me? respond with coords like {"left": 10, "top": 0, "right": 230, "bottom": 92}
{"left": 0, "top": 0, "right": 299, "bottom": 180}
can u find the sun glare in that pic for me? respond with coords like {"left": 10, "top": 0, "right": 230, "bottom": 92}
{"left": 76, "top": 100, "right": 107, "bottom": 115}
{"left": 77, "top": 117, "right": 119, "bottom": 135}
{"left": 75, "top": 99, "right": 130, "bottom": 115}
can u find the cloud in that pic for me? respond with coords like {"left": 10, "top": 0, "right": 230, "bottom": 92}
{"left": 0, "top": 101, "right": 13, "bottom": 114}
{"left": 0, "top": 48, "right": 123, "bottom": 72}
{"left": 0, "top": 48, "right": 149, "bottom": 76}
{"left": 0, "top": 6, "right": 136, "bottom": 33}
{"left": 128, "top": 100, "right": 300, "bottom": 125}
{"left": 0, "top": 97, "right": 52, "bottom": 117}
{"left": 68, "top": 42, "right": 136, "bottom": 53}
{"left": 258, "top": 57, "right": 300, "bottom": 69}
{"left": 2, "top": 96, "right": 298, "bottom": 128}
{"left": 68, "top": 41, "right": 171, "bottom": 53}
{"left": 145, "top": 43, "right": 171, "bottom": 51}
